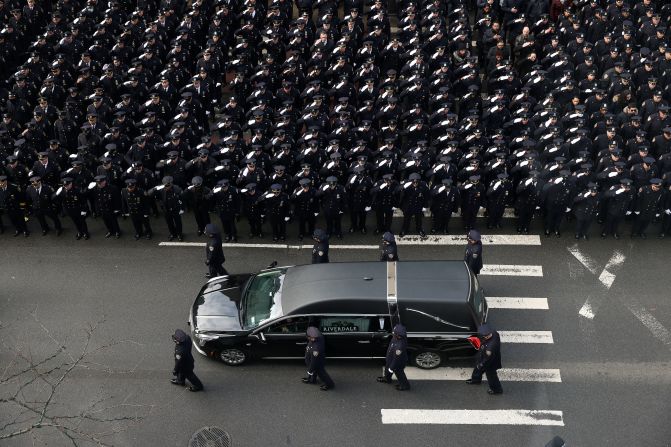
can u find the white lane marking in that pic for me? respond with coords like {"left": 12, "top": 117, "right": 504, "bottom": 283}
{"left": 499, "top": 331, "right": 554, "bottom": 344}
{"left": 623, "top": 302, "right": 671, "bottom": 348}
{"left": 480, "top": 265, "right": 543, "bottom": 277}
{"left": 567, "top": 244, "right": 600, "bottom": 275}
{"left": 381, "top": 409, "right": 564, "bottom": 426}
{"left": 396, "top": 234, "right": 540, "bottom": 245}
{"left": 160, "top": 236, "right": 539, "bottom": 248}
{"left": 578, "top": 301, "right": 595, "bottom": 319}
{"left": 486, "top": 297, "right": 549, "bottom": 310}
{"left": 405, "top": 367, "right": 561, "bottom": 382}
{"left": 573, "top": 250, "right": 626, "bottom": 319}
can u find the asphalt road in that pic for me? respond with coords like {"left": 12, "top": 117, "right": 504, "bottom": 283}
{"left": 1, "top": 214, "right": 670, "bottom": 447}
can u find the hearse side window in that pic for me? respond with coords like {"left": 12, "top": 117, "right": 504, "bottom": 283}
{"left": 320, "top": 317, "right": 372, "bottom": 333}
{"left": 266, "top": 317, "right": 309, "bottom": 334}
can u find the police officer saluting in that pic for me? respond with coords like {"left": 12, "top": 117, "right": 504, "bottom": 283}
{"left": 377, "top": 324, "right": 410, "bottom": 391}
{"left": 631, "top": 178, "right": 663, "bottom": 239}
{"left": 302, "top": 326, "right": 335, "bottom": 391}
{"left": 92, "top": 175, "right": 122, "bottom": 239}
{"left": 380, "top": 231, "right": 399, "bottom": 261}
{"left": 149, "top": 176, "right": 185, "bottom": 241}
{"left": 311, "top": 229, "right": 329, "bottom": 264}
{"left": 464, "top": 229, "right": 483, "bottom": 275}
{"left": 466, "top": 323, "right": 503, "bottom": 395}
{"left": 54, "top": 177, "right": 90, "bottom": 240}
{"left": 121, "top": 178, "right": 152, "bottom": 240}
{"left": 573, "top": 182, "right": 600, "bottom": 240}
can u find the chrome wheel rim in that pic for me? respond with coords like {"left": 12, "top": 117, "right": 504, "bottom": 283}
{"left": 220, "top": 349, "right": 246, "bottom": 365}
{"left": 414, "top": 351, "right": 441, "bottom": 369}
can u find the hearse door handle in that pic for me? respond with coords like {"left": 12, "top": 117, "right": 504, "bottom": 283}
{"left": 295, "top": 341, "right": 308, "bottom": 345}
{"left": 357, "top": 340, "right": 371, "bottom": 344}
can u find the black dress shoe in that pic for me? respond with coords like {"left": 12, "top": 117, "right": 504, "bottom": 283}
{"left": 76, "top": 233, "right": 82, "bottom": 240}
{"left": 115, "top": 232, "right": 121, "bottom": 239}
{"left": 398, "top": 232, "right": 405, "bottom": 237}
{"left": 544, "top": 230, "right": 551, "bottom": 237}
{"left": 419, "top": 231, "right": 426, "bottom": 238}
{"left": 376, "top": 376, "right": 391, "bottom": 383}
{"left": 168, "top": 234, "right": 175, "bottom": 241}
{"left": 516, "top": 227, "right": 522, "bottom": 233}
{"left": 465, "top": 379, "right": 481, "bottom": 385}
{"left": 614, "top": 233, "right": 620, "bottom": 240}
{"left": 24, "top": 231, "right": 30, "bottom": 237}
{"left": 348, "top": 227, "right": 355, "bottom": 233}
{"left": 231, "top": 237, "right": 237, "bottom": 242}
{"left": 197, "top": 230, "right": 203, "bottom": 236}
{"left": 56, "top": 228, "right": 62, "bottom": 236}
{"left": 105, "top": 232, "right": 112, "bottom": 238}
{"left": 320, "top": 385, "right": 332, "bottom": 391}
{"left": 273, "top": 237, "right": 278, "bottom": 242}
{"left": 301, "top": 377, "right": 313, "bottom": 384}
{"left": 641, "top": 233, "right": 647, "bottom": 239}
{"left": 83, "top": 233, "right": 90, "bottom": 240}
{"left": 188, "top": 386, "right": 203, "bottom": 392}
{"left": 145, "top": 233, "right": 152, "bottom": 240}
{"left": 659, "top": 233, "right": 665, "bottom": 239}
{"left": 225, "top": 236, "right": 231, "bottom": 242}
{"left": 575, "top": 234, "right": 580, "bottom": 239}
{"left": 42, "top": 230, "right": 48, "bottom": 236}
{"left": 280, "top": 236, "right": 285, "bottom": 241}
{"left": 14, "top": 231, "right": 20, "bottom": 237}
{"left": 487, "top": 389, "right": 503, "bottom": 395}
{"left": 361, "top": 228, "right": 367, "bottom": 235}
{"left": 523, "top": 229, "right": 529, "bottom": 234}
{"left": 177, "top": 234, "right": 183, "bottom": 241}
{"left": 336, "top": 233, "right": 343, "bottom": 239}
{"left": 134, "top": 234, "right": 140, "bottom": 240}
{"left": 555, "top": 231, "right": 561, "bottom": 238}
{"left": 395, "top": 385, "right": 409, "bottom": 391}
{"left": 601, "top": 232, "right": 607, "bottom": 238}
{"left": 170, "top": 379, "right": 185, "bottom": 386}
{"left": 583, "top": 235, "right": 589, "bottom": 240}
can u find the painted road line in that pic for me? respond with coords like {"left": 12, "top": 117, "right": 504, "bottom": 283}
{"left": 499, "top": 331, "right": 554, "bottom": 344}
{"left": 598, "top": 250, "right": 625, "bottom": 288}
{"left": 567, "top": 244, "right": 600, "bottom": 275}
{"left": 622, "top": 302, "right": 671, "bottom": 349}
{"left": 480, "top": 265, "right": 543, "bottom": 277}
{"left": 405, "top": 367, "right": 561, "bottom": 382}
{"left": 396, "top": 234, "right": 540, "bottom": 246}
{"left": 486, "top": 297, "right": 549, "bottom": 310}
{"left": 160, "top": 235, "right": 540, "bottom": 248}
{"left": 381, "top": 409, "right": 564, "bottom": 426}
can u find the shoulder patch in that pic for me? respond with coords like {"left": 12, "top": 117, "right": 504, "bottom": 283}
{"left": 209, "top": 246, "right": 214, "bottom": 251}
{"left": 395, "top": 349, "right": 402, "bottom": 355}
{"left": 175, "top": 354, "right": 181, "bottom": 359}
{"left": 318, "top": 251, "right": 324, "bottom": 256}
{"left": 313, "top": 350, "right": 319, "bottom": 356}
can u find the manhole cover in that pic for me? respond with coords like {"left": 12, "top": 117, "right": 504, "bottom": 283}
{"left": 189, "top": 426, "right": 232, "bottom": 447}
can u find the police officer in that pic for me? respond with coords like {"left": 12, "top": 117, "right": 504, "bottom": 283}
{"left": 212, "top": 179, "right": 240, "bottom": 242}
{"left": 0, "top": 175, "right": 28, "bottom": 237}
{"left": 26, "top": 175, "right": 62, "bottom": 236}
{"left": 205, "top": 223, "right": 228, "bottom": 278}
{"left": 263, "top": 183, "right": 290, "bottom": 242}
{"left": 311, "top": 229, "right": 329, "bottom": 263}
{"left": 541, "top": 171, "right": 573, "bottom": 237}
{"left": 346, "top": 165, "right": 373, "bottom": 234}
{"left": 292, "top": 178, "right": 319, "bottom": 240}
{"left": 573, "top": 182, "right": 600, "bottom": 240}
{"left": 399, "top": 172, "right": 429, "bottom": 237}
{"left": 631, "top": 178, "right": 664, "bottom": 239}
{"left": 602, "top": 178, "right": 635, "bottom": 239}
{"left": 241, "top": 183, "right": 263, "bottom": 238}
{"left": 466, "top": 323, "right": 503, "bottom": 395}
{"left": 515, "top": 171, "right": 543, "bottom": 234}
{"left": 182, "top": 176, "right": 212, "bottom": 236}
{"left": 370, "top": 173, "right": 399, "bottom": 234}
{"left": 485, "top": 173, "right": 512, "bottom": 229}
{"left": 92, "top": 175, "right": 122, "bottom": 239}
{"left": 317, "top": 176, "right": 347, "bottom": 239}
{"left": 150, "top": 176, "right": 185, "bottom": 241}
{"left": 459, "top": 175, "right": 485, "bottom": 232}
{"left": 302, "top": 326, "right": 335, "bottom": 391}
{"left": 464, "top": 229, "right": 483, "bottom": 275}
{"left": 171, "top": 329, "right": 204, "bottom": 392}
{"left": 380, "top": 231, "right": 399, "bottom": 261}
{"left": 55, "top": 177, "right": 90, "bottom": 240}
{"left": 376, "top": 324, "right": 410, "bottom": 391}
{"left": 120, "top": 178, "right": 152, "bottom": 240}
{"left": 430, "top": 178, "right": 459, "bottom": 234}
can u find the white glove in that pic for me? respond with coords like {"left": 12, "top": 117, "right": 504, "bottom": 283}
{"left": 422, "top": 207, "right": 427, "bottom": 212}
{"left": 179, "top": 210, "right": 185, "bottom": 215}
{"left": 392, "top": 207, "right": 397, "bottom": 211}
{"left": 365, "top": 206, "right": 372, "bottom": 212}
{"left": 213, "top": 187, "right": 222, "bottom": 193}
{"left": 56, "top": 187, "right": 63, "bottom": 195}
{"left": 666, "top": 209, "right": 671, "bottom": 215}
{"left": 626, "top": 211, "right": 631, "bottom": 216}
{"left": 87, "top": 182, "right": 96, "bottom": 190}
{"left": 565, "top": 208, "right": 571, "bottom": 212}
{"left": 80, "top": 211, "right": 87, "bottom": 216}
{"left": 656, "top": 213, "right": 660, "bottom": 218}
{"left": 388, "top": 368, "right": 394, "bottom": 374}
{"left": 615, "top": 188, "right": 624, "bottom": 195}
{"left": 535, "top": 206, "right": 541, "bottom": 210}
{"left": 155, "top": 185, "right": 165, "bottom": 191}
{"left": 464, "top": 183, "right": 472, "bottom": 189}
{"left": 284, "top": 216, "right": 290, "bottom": 221}
{"left": 339, "top": 211, "right": 343, "bottom": 214}
{"left": 634, "top": 211, "right": 640, "bottom": 215}
{"left": 314, "top": 212, "right": 319, "bottom": 217}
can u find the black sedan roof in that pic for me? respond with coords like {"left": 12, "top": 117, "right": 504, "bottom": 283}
{"left": 281, "top": 261, "right": 474, "bottom": 330}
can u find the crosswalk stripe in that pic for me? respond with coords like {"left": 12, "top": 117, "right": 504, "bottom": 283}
{"left": 486, "top": 297, "right": 549, "bottom": 310}
{"left": 159, "top": 236, "right": 540, "bottom": 249}
{"left": 499, "top": 331, "right": 554, "bottom": 344}
{"left": 381, "top": 409, "right": 564, "bottom": 426}
{"left": 480, "top": 265, "right": 543, "bottom": 276}
{"left": 405, "top": 367, "right": 561, "bottom": 382}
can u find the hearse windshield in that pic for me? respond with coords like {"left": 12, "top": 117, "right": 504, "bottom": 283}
{"left": 241, "top": 268, "right": 287, "bottom": 329}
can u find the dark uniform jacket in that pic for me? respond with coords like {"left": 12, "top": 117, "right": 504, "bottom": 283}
{"left": 121, "top": 187, "right": 149, "bottom": 215}
{"left": 58, "top": 186, "right": 88, "bottom": 213}
{"left": 292, "top": 186, "right": 319, "bottom": 217}
{"left": 605, "top": 186, "right": 634, "bottom": 216}
{"left": 380, "top": 243, "right": 399, "bottom": 261}
{"left": 206, "top": 234, "right": 225, "bottom": 265}
{"left": 317, "top": 184, "right": 347, "bottom": 215}
{"left": 92, "top": 184, "right": 121, "bottom": 215}
{"left": 634, "top": 186, "right": 663, "bottom": 219}
{"left": 312, "top": 240, "right": 329, "bottom": 264}
{"left": 385, "top": 333, "right": 408, "bottom": 372}
{"left": 477, "top": 331, "right": 502, "bottom": 371}
{"left": 400, "top": 181, "right": 430, "bottom": 214}
{"left": 173, "top": 329, "right": 195, "bottom": 375}
{"left": 155, "top": 185, "right": 184, "bottom": 213}
{"left": 26, "top": 184, "right": 56, "bottom": 212}
{"left": 573, "top": 191, "right": 600, "bottom": 220}
{"left": 464, "top": 241, "right": 483, "bottom": 274}
{"left": 0, "top": 184, "right": 23, "bottom": 211}
{"left": 305, "top": 332, "right": 327, "bottom": 374}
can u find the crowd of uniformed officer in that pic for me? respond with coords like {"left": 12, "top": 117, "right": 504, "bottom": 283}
{"left": 2, "top": 0, "right": 671, "bottom": 242}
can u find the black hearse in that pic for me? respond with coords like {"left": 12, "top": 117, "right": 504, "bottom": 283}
{"left": 188, "top": 260, "right": 487, "bottom": 369}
